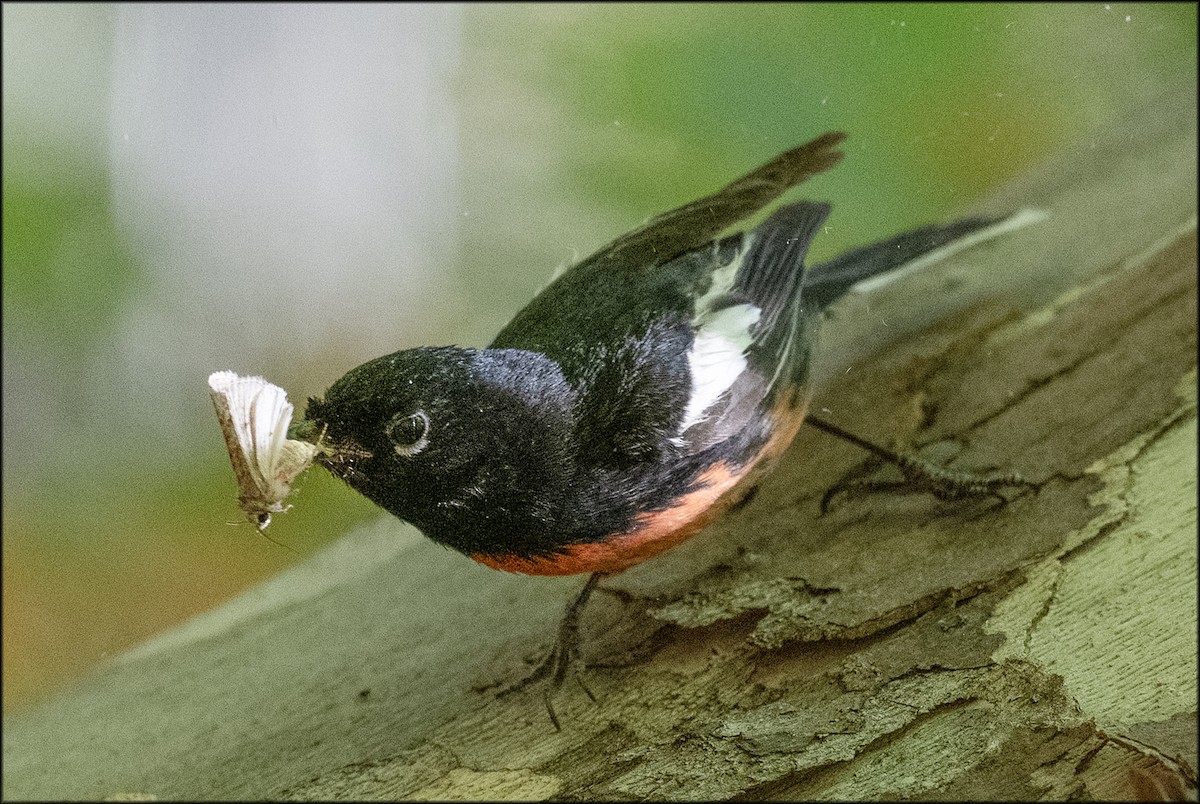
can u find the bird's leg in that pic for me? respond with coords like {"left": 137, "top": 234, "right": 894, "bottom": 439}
{"left": 807, "top": 416, "right": 1033, "bottom": 513}
{"left": 497, "top": 571, "right": 605, "bottom": 731}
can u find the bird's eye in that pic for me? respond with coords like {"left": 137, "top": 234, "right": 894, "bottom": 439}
{"left": 387, "top": 410, "right": 430, "bottom": 457}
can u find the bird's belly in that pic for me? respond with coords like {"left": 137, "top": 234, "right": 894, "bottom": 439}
{"left": 472, "top": 395, "right": 810, "bottom": 576}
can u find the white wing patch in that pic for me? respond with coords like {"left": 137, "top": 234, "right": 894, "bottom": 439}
{"left": 208, "top": 371, "right": 319, "bottom": 530}
{"left": 679, "top": 240, "right": 760, "bottom": 434}
{"left": 680, "top": 303, "right": 760, "bottom": 433}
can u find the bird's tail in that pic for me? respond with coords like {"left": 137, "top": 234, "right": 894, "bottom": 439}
{"left": 802, "top": 208, "right": 1048, "bottom": 311}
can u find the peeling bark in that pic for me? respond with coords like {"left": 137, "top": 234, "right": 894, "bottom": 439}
{"left": 3, "top": 83, "right": 1196, "bottom": 802}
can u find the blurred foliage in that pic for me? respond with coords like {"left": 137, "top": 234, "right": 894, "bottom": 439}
{"left": 3, "top": 3, "right": 1196, "bottom": 714}
{"left": 529, "top": 3, "right": 1196, "bottom": 256}
{"left": 3, "top": 141, "right": 137, "bottom": 335}
{"left": 3, "top": 137, "right": 142, "bottom": 492}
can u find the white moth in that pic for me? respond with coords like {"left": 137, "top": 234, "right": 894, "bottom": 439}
{"left": 207, "top": 370, "right": 319, "bottom": 530}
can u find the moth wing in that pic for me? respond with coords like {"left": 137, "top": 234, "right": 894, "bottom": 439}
{"left": 208, "top": 371, "right": 317, "bottom": 529}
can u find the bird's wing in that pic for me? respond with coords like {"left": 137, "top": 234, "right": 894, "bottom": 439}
{"left": 493, "top": 132, "right": 846, "bottom": 355}
{"left": 573, "top": 131, "right": 845, "bottom": 274}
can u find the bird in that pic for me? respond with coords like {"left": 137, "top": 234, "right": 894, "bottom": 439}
{"left": 293, "top": 131, "right": 1030, "bottom": 727}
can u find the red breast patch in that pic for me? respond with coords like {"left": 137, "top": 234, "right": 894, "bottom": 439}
{"left": 472, "top": 395, "right": 810, "bottom": 576}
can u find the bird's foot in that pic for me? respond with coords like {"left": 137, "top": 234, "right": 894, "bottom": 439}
{"left": 821, "top": 452, "right": 1033, "bottom": 514}
{"left": 807, "top": 416, "right": 1034, "bottom": 514}
{"left": 495, "top": 572, "right": 603, "bottom": 731}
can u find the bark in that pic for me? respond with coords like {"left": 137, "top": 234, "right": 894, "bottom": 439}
{"left": 3, "top": 80, "right": 1196, "bottom": 802}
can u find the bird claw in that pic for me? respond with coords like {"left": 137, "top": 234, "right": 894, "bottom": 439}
{"left": 493, "top": 573, "right": 605, "bottom": 731}
{"left": 821, "top": 452, "right": 1034, "bottom": 514}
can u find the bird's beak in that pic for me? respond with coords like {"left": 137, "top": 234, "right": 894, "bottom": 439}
{"left": 288, "top": 419, "right": 372, "bottom": 480}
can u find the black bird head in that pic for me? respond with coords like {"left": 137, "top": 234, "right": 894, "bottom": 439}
{"left": 298, "top": 346, "right": 580, "bottom": 555}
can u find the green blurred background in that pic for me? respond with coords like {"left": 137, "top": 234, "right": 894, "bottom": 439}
{"left": 3, "top": 3, "right": 1195, "bottom": 714}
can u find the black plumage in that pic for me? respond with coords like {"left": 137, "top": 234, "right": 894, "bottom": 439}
{"left": 301, "top": 132, "right": 1003, "bottom": 567}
